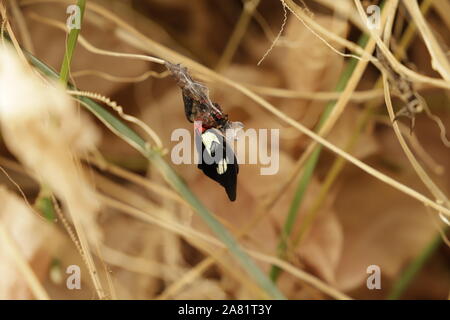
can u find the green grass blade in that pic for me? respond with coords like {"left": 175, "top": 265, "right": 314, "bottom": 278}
{"left": 59, "top": 0, "right": 86, "bottom": 86}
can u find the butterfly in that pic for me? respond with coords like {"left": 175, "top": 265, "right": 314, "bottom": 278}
{"left": 166, "top": 61, "right": 242, "bottom": 201}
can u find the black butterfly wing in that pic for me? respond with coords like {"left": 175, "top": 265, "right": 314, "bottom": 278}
{"left": 195, "top": 129, "right": 238, "bottom": 201}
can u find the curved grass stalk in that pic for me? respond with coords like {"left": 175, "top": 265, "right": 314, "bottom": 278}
{"left": 71, "top": 69, "right": 169, "bottom": 82}
{"left": 66, "top": 89, "right": 164, "bottom": 149}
